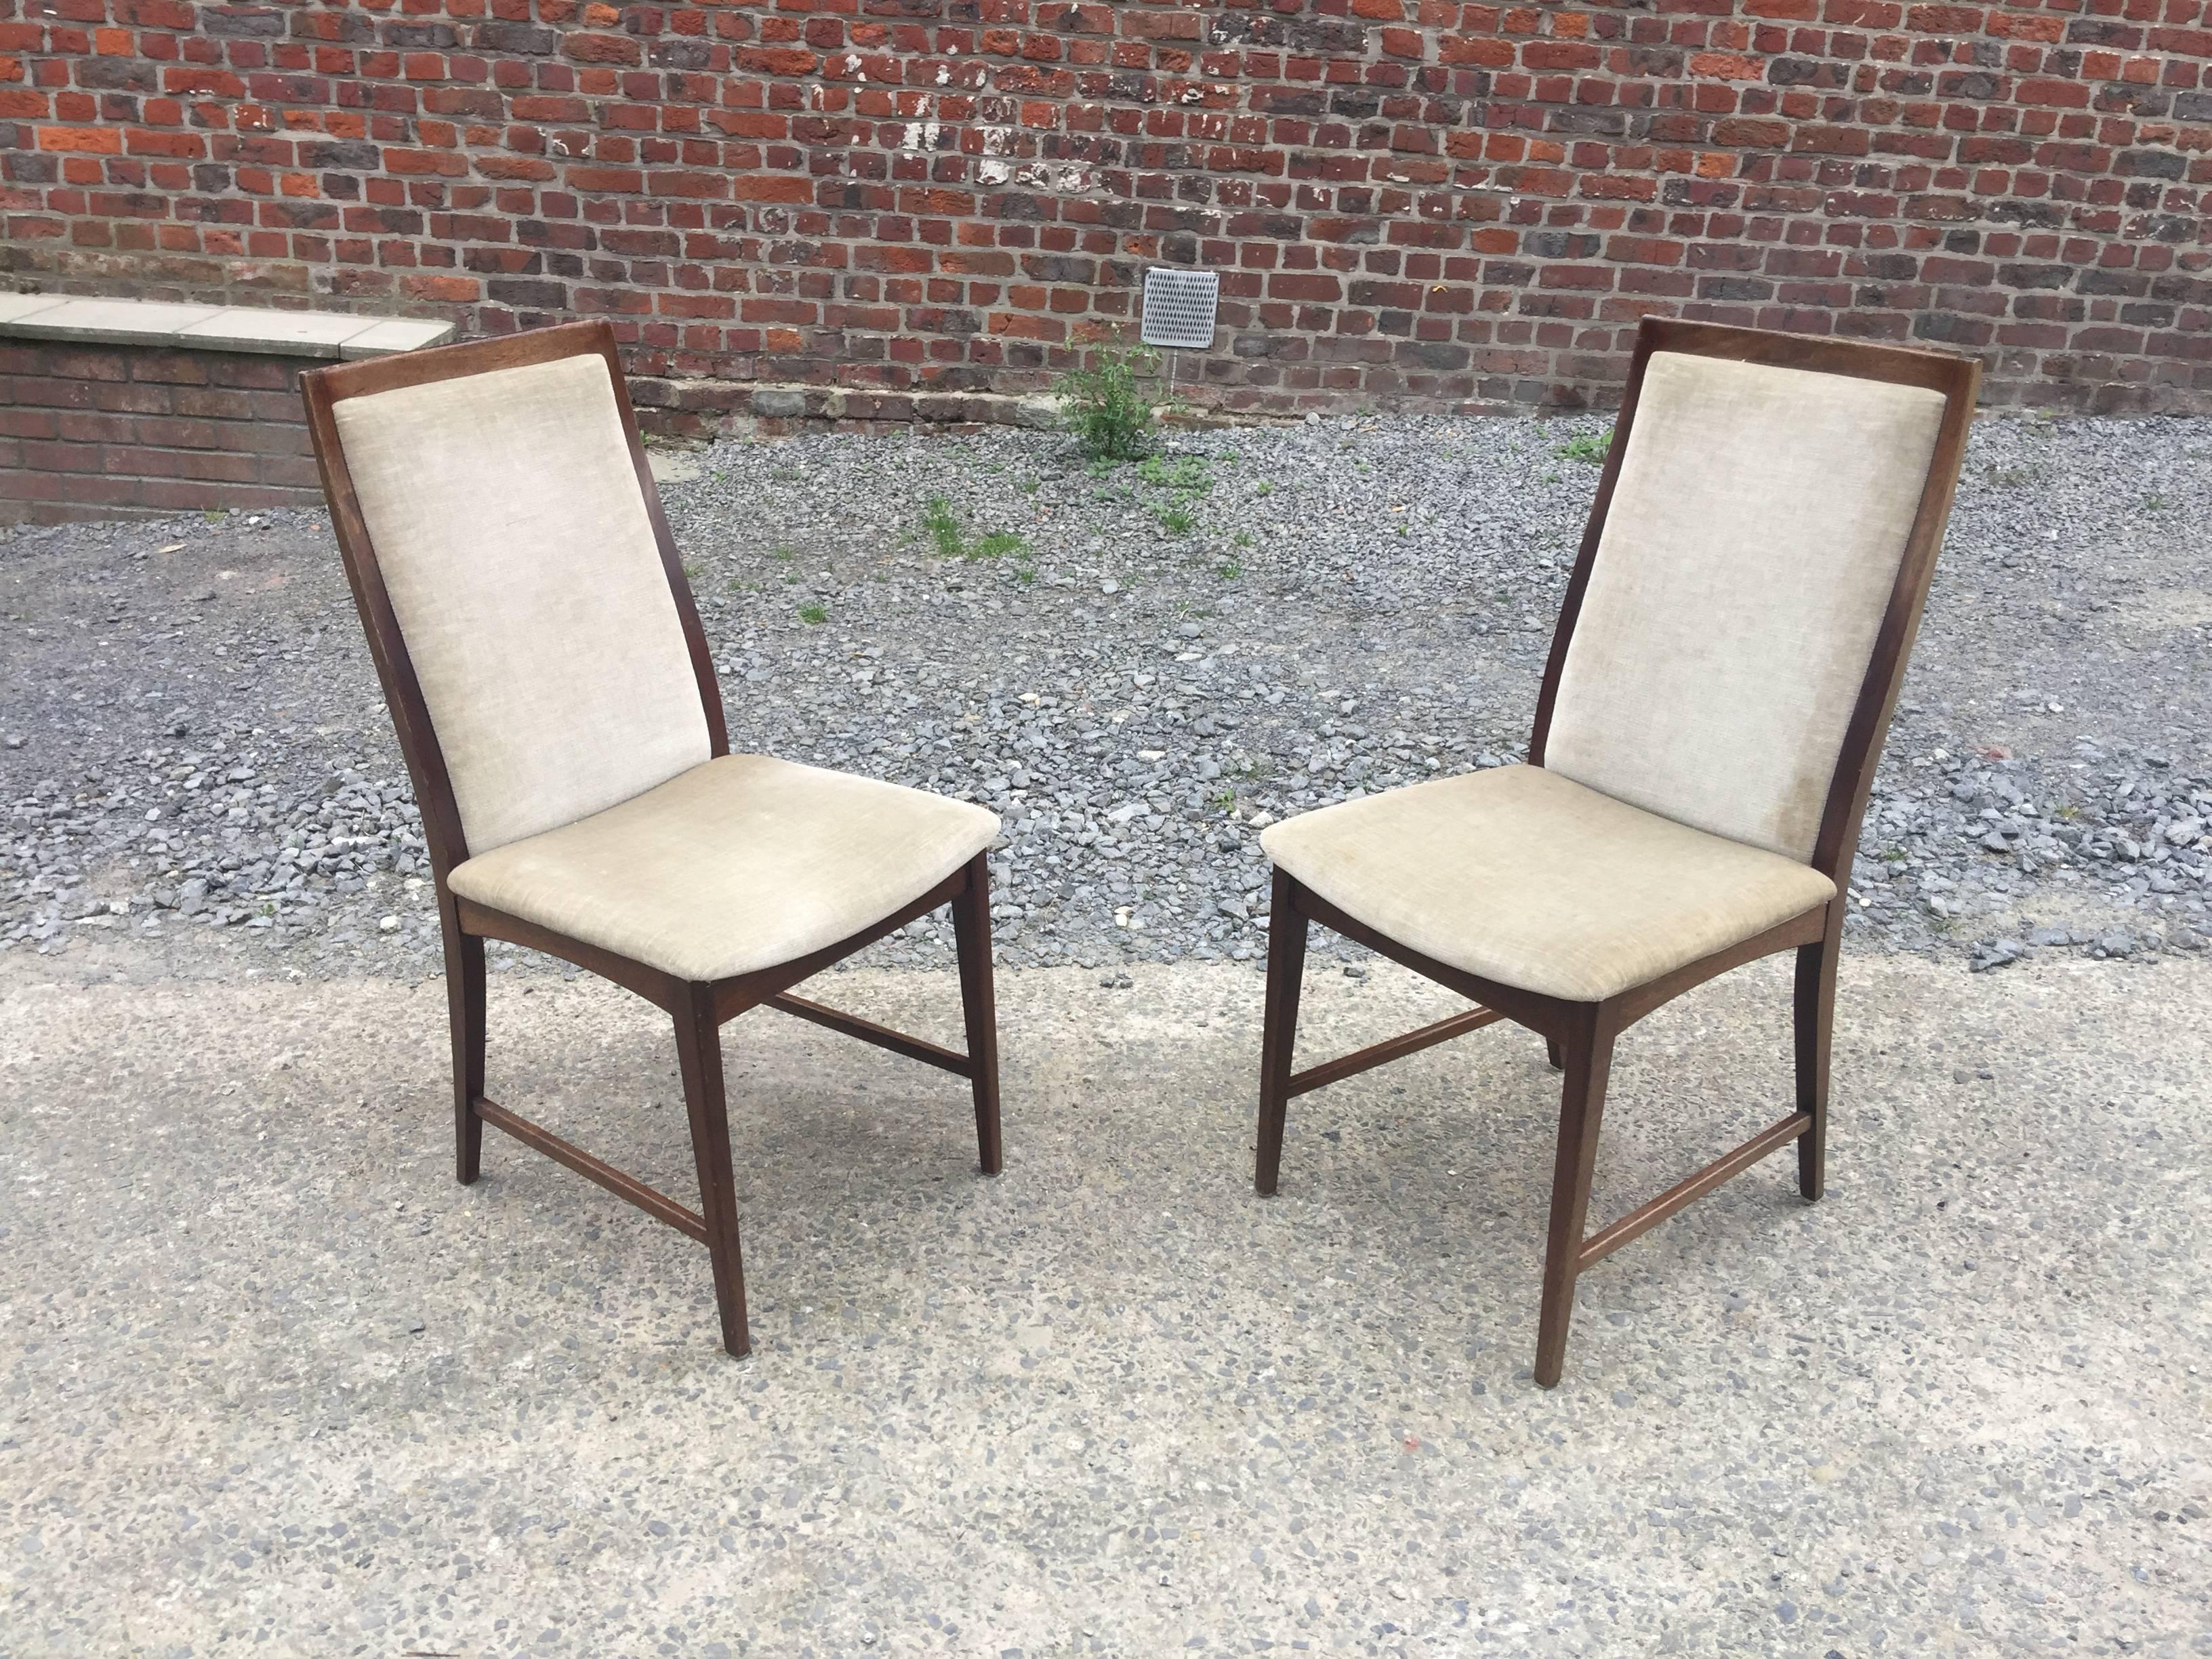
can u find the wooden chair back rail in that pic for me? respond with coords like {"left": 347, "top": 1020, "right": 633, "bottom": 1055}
{"left": 1255, "top": 315, "right": 1980, "bottom": 1388}
{"left": 301, "top": 321, "right": 1004, "bottom": 1361}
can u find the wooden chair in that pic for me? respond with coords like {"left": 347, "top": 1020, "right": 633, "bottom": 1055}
{"left": 1252, "top": 318, "right": 1978, "bottom": 1387}
{"left": 301, "top": 321, "right": 1004, "bottom": 1359}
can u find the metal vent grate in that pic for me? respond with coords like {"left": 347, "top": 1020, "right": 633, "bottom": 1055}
{"left": 1141, "top": 266, "right": 1218, "bottom": 350}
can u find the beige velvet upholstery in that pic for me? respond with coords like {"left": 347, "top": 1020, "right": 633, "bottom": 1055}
{"left": 446, "top": 754, "right": 1000, "bottom": 983}
{"left": 1544, "top": 351, "right": 1945, "bottom": 861}
{"left": 1261, "top": 765, "right": 1834, "bottom": 1003}
{"left": 333, "top": 352, "right": 710, "bottom": 854}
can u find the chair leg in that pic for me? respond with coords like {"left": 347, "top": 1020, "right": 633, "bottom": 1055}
{"left": 1544, "top": 1037, "right": 1563, "bottom": 1072}
{"left": 1534, "top": 1016, "right": 1616, "bottom": 1389}
{"left": 1795, "top": 933, "right": 1837, "bottom": 1202}
{"left": 441, "top": 905, "right": 485, "bottom": 1186}
{"left": 1254, "top": 867, "right": 1309, "bottom": 1196}
{"left": 949, "top": 853, "right": 1004, "bottom": 1175}
{"left": 673, "top": 983, "right": 751, "bottom": 1358}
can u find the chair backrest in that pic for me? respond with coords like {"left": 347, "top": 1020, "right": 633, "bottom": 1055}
{"left": 1532, "top": 318, "right": 1977, "bottom": 875}
{"left": 302, "top": 322, "right": 724, "bottom": 874}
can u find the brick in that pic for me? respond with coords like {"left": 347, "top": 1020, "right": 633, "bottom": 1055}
{"left": 0, "top": 0, "right": 2190, "bottom": 425}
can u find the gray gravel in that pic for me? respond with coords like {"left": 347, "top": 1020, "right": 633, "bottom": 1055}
{"left": 4, "top": 411, "right": 2208, "bottom": 980}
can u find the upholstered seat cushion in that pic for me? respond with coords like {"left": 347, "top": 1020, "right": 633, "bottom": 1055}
{"left": 447, "top": 754, "right": 1000, "bottom": 983}
{"left": 1260, "top": 764, "right": 1835, "bottom": 1003}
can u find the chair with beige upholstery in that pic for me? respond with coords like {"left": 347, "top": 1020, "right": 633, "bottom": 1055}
{"left": 1253, "top": 317, "right": 1978, "bottom": 1387}
{"left": 302, "top": 322, "right": 1004, "bottom": 1358}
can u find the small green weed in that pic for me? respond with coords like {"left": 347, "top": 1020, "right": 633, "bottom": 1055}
{"left": 1137, "top": 454, "right": 1212, "bottom": 495}
{"left": 1553, "top": 430, "right": 1612, "bottom": 465}
{"left": 797, "top": 602, "right": 827, "bottom": 626}
{"left": 1216, "top": 559, "right": 1243, "bottom": 579}
{"left": 922, "top": 496, "right": 1024, "bottom": 560}
{"left": 1055, "top": 335, "right": 1160, "bottom": 463}
{"left": 1157, "top": 503, "right": 1198, "bottom": 535}
{"left": 923, "top": 495, "right": 966, "bottom": 559}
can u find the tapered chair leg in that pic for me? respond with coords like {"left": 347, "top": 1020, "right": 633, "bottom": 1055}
{"left": 949, "top": 853, "right": 1004, "bottom": 1175}
{"left": 1795, "top": 931, "right": 1838, "bottom": 1202}
{"left": 1544, "top": 1037, "right": 1563, "bottom": 1072}
{"left": 673, "top": 983, "right": 750, "bottom": 1358}
{"left": 1254, "top": 868, "right": 1310, "bottom": 1196}
{"left": 1534, "top": 1016, "right": 1616, "bottom": 1389}
{"left": 442, "top": 905, "right": 485, "bottom": 1185}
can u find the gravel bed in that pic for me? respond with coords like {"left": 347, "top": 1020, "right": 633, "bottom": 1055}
{"left": 3, "top": 411, "right": 2208, "bottom": 984}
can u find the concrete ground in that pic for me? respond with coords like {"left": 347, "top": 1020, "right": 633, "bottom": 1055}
{"left": 4, "top": 946, "right": 2209, "bottom": 1658}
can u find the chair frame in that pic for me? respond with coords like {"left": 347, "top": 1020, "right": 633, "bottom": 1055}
{"left": 301, "top": 321, "right": 1002, "bottom": 1359}
{"left": 1254, "top": 316, "right": 1978, "bottom": 1387}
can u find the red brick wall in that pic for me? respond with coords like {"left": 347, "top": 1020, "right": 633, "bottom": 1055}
{"left": 3, "top": 0, "right": 2206, "bottom": 429}
{"left": 0, "top": 341, "right": 321, "bottom": 523}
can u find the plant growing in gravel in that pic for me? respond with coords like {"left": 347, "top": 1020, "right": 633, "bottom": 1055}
{"left": 1138, "top": 454, "right": 1212, "bottom": 495}
{"left": 975, "top": 529, "right": 1026, "bottom": 560}
{"left": 1216, "top": 559, "right": 1243, "bottom": 579}
{"left": 1554, "top": 430, "right": 1612, "bottom": 464}
{"left": 771, "top": 547, "right": 795, "bottom": 560}
{"left": 797, "top": 602, "right": 827, "bottom": 626}
{"left": 922, "top": 495, "right": 966, "bottom": 559}
{"left": 1055, "top": 336, "right": 1160, "bottom": 463}
{"left": 1157, "top": 502, "right": 1198, "bottom": 535}
{"left": 1254, "top": 480, "right": 1274, "bottom": 497}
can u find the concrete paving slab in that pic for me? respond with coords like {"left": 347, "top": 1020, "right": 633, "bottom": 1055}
{"left": 336, "top": 315, "right": 456, "bottom": 359}
{"left": 174, "top": 306, "right": 386, "bottom": 356}
{"left": 3, "top": 951, "right": 2207, "bottom": 1655}
{"left": 1, "top": 296, "right": 224, "bottom": 346}
{"left": 0, "top": 291, "right": 66, "bottom": 327}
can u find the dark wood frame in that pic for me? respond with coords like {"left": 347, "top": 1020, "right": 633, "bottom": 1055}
{"left": 1254, "top": 316, "right": 1979, "bottom": 1387}
{"left": 301, "top": 321, "right": 1002, "bottom": 1359}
